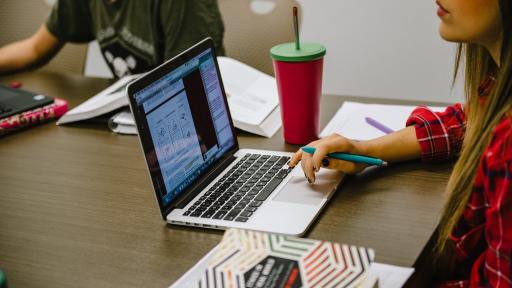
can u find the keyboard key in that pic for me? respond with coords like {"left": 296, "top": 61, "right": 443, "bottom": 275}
{"left": 254, "top": 172, "right": 264, "bottom": 178}
{"left": 190, "top": 211, "right": 202, "bottom": 217}
{"left": 235, "top": 217, "right": 249, "bottom": 222}
{"left": 240, "top": 211, "right": 253, "bottom": 218}
{"left": 224, "top": 215, "right": 236, "bottom": 221}
{"left": 253, "top": 185, "right": 264, "bottom": 191}
{"left": 277, "top": 156, "right": 290, "bottom": 165}
{"left": 248, "top": 189, "right": 259, "bottom": 195}
{"left": 213, "top": 210, "right": 228, "bottom": 219}
{"left": 227, "top": 209, "right": 242, "bottom": 218}
{"left": 201, "top": 210, "right": 216, "bottom": 218}
{"left": 245, "top": 207, "right": 257, "bottom": 212}
{"left": 183, "top": 210, "right": 191, "bottom": 216}
{"left": 238, "top": 200, "right": 250, "bottom": 206}
{"left": 250, "top": 201, "right": 263, "bottom": 207}
{"left": 269, "top": 156, "right": 280, "bottom": 162}
{"left": 255, "top": 178, "right": 283, "bottom": 201}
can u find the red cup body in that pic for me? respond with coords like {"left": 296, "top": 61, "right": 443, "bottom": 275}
{"left": 273, "top": 58, "right": 324, "bottom": 144}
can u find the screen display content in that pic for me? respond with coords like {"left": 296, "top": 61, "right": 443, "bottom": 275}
{"left": 134, "top": 49, "right": 235, "bottom": 207}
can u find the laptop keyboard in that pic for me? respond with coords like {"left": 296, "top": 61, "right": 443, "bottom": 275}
{"left": 183, "top": 153, "right": 292, "bottom": 222}
{"left": 0, "top": 103, "right": 13, "bottom": 116}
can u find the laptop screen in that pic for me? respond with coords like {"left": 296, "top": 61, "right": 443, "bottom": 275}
{"left": 132, "top": 48, "right": 236, "bottom": 207}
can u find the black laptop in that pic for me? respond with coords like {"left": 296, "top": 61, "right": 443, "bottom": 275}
{"left": 0, "top": 85, "right": 53, "bottom": 118}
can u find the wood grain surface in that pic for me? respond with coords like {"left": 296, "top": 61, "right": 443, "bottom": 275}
{"left": 0, "top": 71, "right": 452, "bottom": 288}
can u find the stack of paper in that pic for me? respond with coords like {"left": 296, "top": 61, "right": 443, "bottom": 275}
{"left": 320, "top": 101, "right": 447, "bottom": 140}
{"left": 107, "top": 109, "right": 136, "bottom": 135}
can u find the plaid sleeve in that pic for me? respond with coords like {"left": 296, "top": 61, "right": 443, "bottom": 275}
{"left": 406, "top": 104, "right": 466, "bottom": 163}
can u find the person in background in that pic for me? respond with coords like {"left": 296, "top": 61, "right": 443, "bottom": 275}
{"left": 291, "top": 0, "right": 511, "bottom": 286}
{"left": 0, "top": 0, "right": 224, "bottom": 78}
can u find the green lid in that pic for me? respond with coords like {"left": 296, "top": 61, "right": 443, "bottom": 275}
{"left": 270, "top": 42, "right": 326, "bottom": 62}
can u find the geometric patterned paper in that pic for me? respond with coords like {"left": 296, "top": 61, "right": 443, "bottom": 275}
{"left": 193, "top": 229, "right": 375, "bottom": 288}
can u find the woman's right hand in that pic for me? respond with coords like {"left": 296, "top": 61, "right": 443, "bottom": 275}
{"left": 288, "top": 133, "right": 369, "bottom": 184}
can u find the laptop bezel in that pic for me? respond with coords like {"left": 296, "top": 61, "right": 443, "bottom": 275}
{"left": 126, "top": 38, "right": 240, "bottom": 219}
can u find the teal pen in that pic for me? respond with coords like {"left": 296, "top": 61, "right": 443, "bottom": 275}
{"left": 301, "top": 146, "right": 388, "bottom": 167}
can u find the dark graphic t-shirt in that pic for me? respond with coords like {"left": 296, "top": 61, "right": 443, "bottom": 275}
{"left": 46, "top": 0, "right": 225, "bottom": 78}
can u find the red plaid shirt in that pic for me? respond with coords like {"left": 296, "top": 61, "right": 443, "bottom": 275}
{"left": 406, "top": 97, "right": 512, "bottom": 287}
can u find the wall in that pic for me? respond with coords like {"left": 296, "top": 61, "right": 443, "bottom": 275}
{"left": 297, "top": 0, "right": 463, "bottom": 103}
{"left": 0, "top": 0, "right": 87, "bottom": 75}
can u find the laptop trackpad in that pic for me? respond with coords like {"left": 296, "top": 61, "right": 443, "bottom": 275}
{"left": 273, "top": 173, "right": 341, "bottom": 206}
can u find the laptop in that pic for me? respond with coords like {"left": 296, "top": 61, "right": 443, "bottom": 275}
{"left": 0, "top": 85, "right": 53, "bottom": 118}
{"left": 127, "top": 38, "right": 343, "bottom": 236}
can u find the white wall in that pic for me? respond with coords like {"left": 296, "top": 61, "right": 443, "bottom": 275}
{"left": 298, "top": 0, "right": 463, "bottom": 103}
{"left": 85, "top": 0, "right": 464, "bottom": 103}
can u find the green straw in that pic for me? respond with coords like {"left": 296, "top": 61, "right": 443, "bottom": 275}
{"left": 293, "top": 6, "right": 300, "bottom": 50}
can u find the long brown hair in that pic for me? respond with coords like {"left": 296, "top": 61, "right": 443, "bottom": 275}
{"left": 436, "top": 0, "right": 512, "bottom": 255}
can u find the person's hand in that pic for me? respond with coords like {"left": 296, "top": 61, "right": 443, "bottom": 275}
{"left": 289, "top": 133, "right": 368, "bottom": 183}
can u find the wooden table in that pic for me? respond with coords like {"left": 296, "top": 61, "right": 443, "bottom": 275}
{"left": 0, "top": 71, "right": 452, "bottom": 288}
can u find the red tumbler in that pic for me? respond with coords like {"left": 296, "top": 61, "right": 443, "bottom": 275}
{"left": 271, "top": 43, "right": 326, "bottom": 144}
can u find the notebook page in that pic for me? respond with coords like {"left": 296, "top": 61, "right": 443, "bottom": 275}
{"left": 321, "top": 101, "right": 447, "bottom": 140}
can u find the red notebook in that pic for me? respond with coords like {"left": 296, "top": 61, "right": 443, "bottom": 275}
{"left": 0, "top": 98, "right": 68, "bottom": 136}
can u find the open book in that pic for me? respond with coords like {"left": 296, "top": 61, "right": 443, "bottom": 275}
{"left": 56, "top": 74, "right": 139, "bottom": 125}
{"left": 57, "top": 57, "right": 281, "bottom": 138}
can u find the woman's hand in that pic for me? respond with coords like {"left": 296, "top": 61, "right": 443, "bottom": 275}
{"left": 288, "top": 126, "right": 422, "bottom": 184}
{"left": 289, "top": 133, "right": 369, "bottom": 183}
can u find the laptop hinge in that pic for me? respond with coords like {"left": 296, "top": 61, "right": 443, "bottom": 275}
{"left": 172, "top": 153, "right": 237, "bottom": 210}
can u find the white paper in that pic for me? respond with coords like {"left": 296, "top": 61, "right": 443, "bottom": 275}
{"left": 111, "top": 110, "right": 135, "bottom": 126}
{"left": 218, "top": 57, "right": 281, "bottom": 137}
{"left": 111, "top": 124, "right": 137, "bottom": 135}
{"left": 368, "top": 262, "right": 415, "bottom": 288}
{"left": 108, "top": 110, "right": 137, "bottom": 135}
{"left": 320, "top": 101, "right": 447, "bottom": 140}
{"left": 57, "top": 74, "right": 140, "bottom": 124}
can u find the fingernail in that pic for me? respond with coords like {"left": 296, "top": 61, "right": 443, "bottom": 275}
{"left": 322, "top": 158, "right": 330, "bottom": 167}
{"left": 304, "top": 173, "right": 312, "bottom": 184}
{"left": 313, "top": 165, "right": 319, "bottom": 172}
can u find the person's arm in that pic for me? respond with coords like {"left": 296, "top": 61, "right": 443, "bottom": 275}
{"left": 289, "top": 127, "right": 421, "bottom": 183}
{"left": 0, "top": 24, "right": 64, "bottom": 74}
{"left": 290, "top": 104, "right": 467, "bottom": 183}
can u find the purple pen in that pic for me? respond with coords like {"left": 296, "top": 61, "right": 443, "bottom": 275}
{"left": 365, "top": 117, "right": 394, "bottom": 134}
